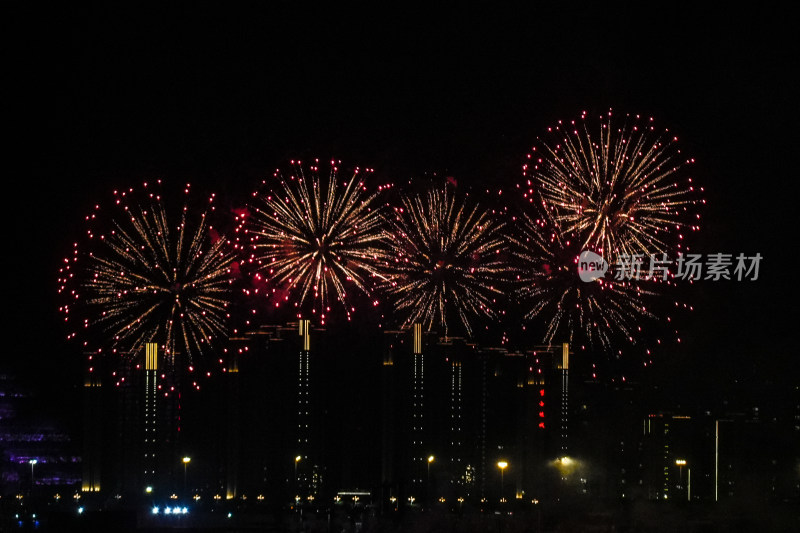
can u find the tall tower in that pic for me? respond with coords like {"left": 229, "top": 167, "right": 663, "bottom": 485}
{"left": 518, "top": 343, "right": 572, "bottom": 498}
{"left": 559, "top": 342, "right": 569, "bottom": 455}
{"left": 448, "top": 349, "right": 464, "bottom": 496}
{"left": 143, "top": 342, "right": 159, "bottom": 489}
{"left": 380, "top": 330, "right": 400, "bottom": 508}
{"left": 225, "top": 349, "right": 241, "bottom": 500}
{"left": 411, "top": 323, "right": 425, "bottom": 489}
{"left": 296, "top": 319, "right": 311, "bottom": 495}
{"left": 81, "top": 354, "right": 102, "bottom": 493}
{"left": 479, "top": 352, "right": 488, "bottom": 501}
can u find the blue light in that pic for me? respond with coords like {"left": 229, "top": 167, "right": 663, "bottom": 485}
{"left": 152, "top": 506, "right": 159, "bottom": 515}
{"left": 77, "top": 507, "right": 84, "bottom": 515}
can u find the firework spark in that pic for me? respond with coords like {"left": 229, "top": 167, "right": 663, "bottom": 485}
{"left": 58, "top": 182, "right": 234, "bottom": 362}
{"left": 522, "top": 110, "right": 702, "bottom": 259}
{"left": 245, "top": 160, "right": 389, "bottom": 321}
{"left": 382, "top": 186, "right": 506, "bottom": 337}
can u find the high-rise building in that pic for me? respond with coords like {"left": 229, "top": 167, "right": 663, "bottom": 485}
{"left": 225, "top": 343, "right": 242, "bottom": 500}
{"left": 516, "top": 344, "right": 573, "bottom": 500}
{"left": 296, "top": 319, "right": 311, "bottom": 496}
{"left": 373, "top": 334, "right": 577, "bottom": 505}
{"left": 379, "top": 329, "right": 401, "bottom": 509}
{"left": 81, "top": 356, "right": 102, "bottom": 494}
{"left": 143, "top": 342, "right": 159, "bottom": 488}
{"left": 641, "top": 413, "right": 693, "bottom": 501}
{"left": 410, "top": 323, "right": 424, "bottom": 490}
{"left": 96, "top": 344, "right": 181, "bottom": 497}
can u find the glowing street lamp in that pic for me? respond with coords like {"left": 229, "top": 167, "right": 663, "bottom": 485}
{"left": 426, "top": 455, "right": 435, "bottom": 507}
{"left": 675, "top": 459, "right": 686, "bottom": 484}
{"left": 182, "top": 457, "right": 191, "bottom": 494}
{"left": 497, "top": 461, "right": 508, "bottom": 502}
{"left": 29, "top": 459, "right": 38, "bottom": 485}
{"left": 294, "top": 455, "right": 302, "bottom": 482}
{"left": 675, "top": 459, "right": 688, "bottom": 499}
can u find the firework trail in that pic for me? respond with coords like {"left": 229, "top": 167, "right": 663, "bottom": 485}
{"left": 58, "top": 181, "right": 235, "bottom": 363}
{"left": 382, "top": 185, "right": 507, "bottom": 337}
{"left": 244, "top": 160, "right": 390, "bottom": 323}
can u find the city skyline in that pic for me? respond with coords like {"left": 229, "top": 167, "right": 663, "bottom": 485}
{"left": 1, "top": 4, "right": 796, "bottom": 530}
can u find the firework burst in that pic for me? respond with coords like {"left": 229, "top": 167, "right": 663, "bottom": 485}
{"left": 245, "top": 160, "right": 389, "bottom": 322}
{"left": 522, "top": 110, "right": 702, "bottom": 259}
{"left": 512, "top": 110, "right": 704, "bottom": 356}
{"left": 508, "top": 212, "right": 657, "bottom": 352}
{"left": 58, "top": 181, "right": 235, "bottom": 362}
{"left": 382, "top": 186, "right": 507, "bottom": 337}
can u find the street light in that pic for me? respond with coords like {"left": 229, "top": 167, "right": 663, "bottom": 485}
{"left": 675, "top": 459, "right": 688, "bottom": 500}
{"left": 426, "top": 455, "right": 434, "bottom": 507}
{"left": 182, "top": 457, "right": 191, "bottom": 494}
{"left": 294, "top": 455, "right": 302, "bottom": 483}
{"left": 29, "top": 459, "right": 38, "bottom": 486}
{"left": 675, "top": 459, "right": 685, "bottom": 485}
{"left": 497, "top": 461, "right": 508, "bottom": 502}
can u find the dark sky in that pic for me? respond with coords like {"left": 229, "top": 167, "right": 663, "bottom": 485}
{"left": 2, "top": 5, "right": 796, "bottom": 424}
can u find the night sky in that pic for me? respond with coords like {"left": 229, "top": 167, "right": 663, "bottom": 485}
{"left": 2, "top": 6, "right": 796, "bottom": 431}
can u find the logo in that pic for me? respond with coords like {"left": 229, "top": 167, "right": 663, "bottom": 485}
{"left": 578, "top": 251, "right": 608, "bottom": 282}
